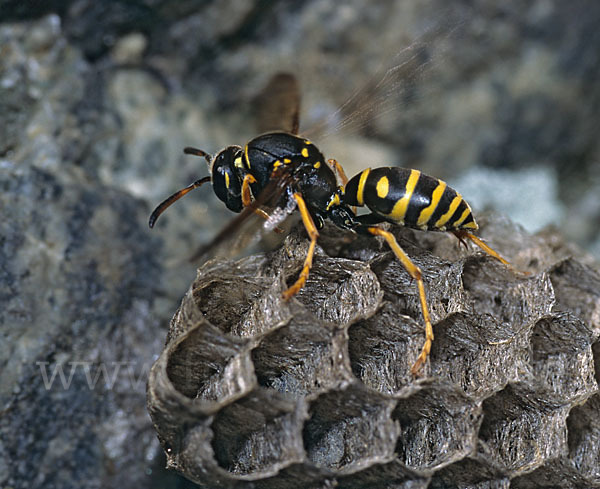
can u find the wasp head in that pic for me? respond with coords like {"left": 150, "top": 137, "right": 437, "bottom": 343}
{"left": 210, "top": 146, "right": 244, "bottom": 212}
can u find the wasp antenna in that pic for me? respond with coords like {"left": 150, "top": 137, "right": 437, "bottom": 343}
{"left": 149, "top": 176, "right": 211, "bottom": 228}
{"left": 184, "top": 147, "right": 212, "bottom": 164}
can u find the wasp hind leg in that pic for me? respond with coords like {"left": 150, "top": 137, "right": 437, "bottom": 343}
{"left": 282, "top": 192, "right": 320, "bottom": 300}
{"left": 366, "top": 226, "right": 433, "bottom": 375}
{"left": 452, "top": 230, "right": 529, "bottom": 277}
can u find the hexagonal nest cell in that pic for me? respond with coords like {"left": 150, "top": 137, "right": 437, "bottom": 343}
{"left": 147, "top": 217, "right": 600, "bottom": 488}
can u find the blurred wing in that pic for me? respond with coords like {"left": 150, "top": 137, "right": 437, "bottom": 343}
{"left": 189, "top": 165, "right": 297, "bottom": 263}
{"left": 254, "top": 72, "right": 301, "bottom": 135}
{"left": 302, "top": 17, "right": 463, "bottom": 141}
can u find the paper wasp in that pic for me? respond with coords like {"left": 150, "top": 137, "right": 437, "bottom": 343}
{"left": 149, "top": 73, "right": 513, "bottom": 374}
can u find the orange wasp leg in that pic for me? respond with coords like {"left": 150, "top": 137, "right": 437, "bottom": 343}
{"left": 367, "top": 227, "right": 433, "bottom": 375}
{"left": 453, "top": 230, "right": 510, "bottom": 266}
{"left": 328, "top": 158, "right": 357, "bottom": 213}
{"left": 241, "top": 173, "right": 284, "bottom": 234}
{"left": 327, "top": 158, "right": 350, "bottom": 186}
{"left": 282, "top": 192, "right": 319, "bottom": 300}
{"left": 452, "top": 230, "right": 529, "bottom": 276}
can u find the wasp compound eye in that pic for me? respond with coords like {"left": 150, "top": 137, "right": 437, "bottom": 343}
{"left": 211, "top": 147, "right": 244, "bottom": 212}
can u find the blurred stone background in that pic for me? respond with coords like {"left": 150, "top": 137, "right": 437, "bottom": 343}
{"left": 1, "top": 1, "right": 599, "bottom": 488}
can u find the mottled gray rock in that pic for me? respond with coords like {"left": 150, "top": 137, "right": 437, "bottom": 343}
{"left": 0, "top": 13, "right": 191, "bottom": 489}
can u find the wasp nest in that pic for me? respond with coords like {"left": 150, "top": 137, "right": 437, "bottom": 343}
{"left": 147, "top": 216, "right": 600, "bottom": 488}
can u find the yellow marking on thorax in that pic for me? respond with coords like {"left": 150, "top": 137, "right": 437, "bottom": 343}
{"left": 301, "top": 147, "right": 309, "bottom": 158}
{"left": 284, "top": 158, "right": 291, "bottom": 164}
{"left": 376, "top": 176, "right": 389, "bottom": 198}
{"left": 417, "top": 181, "right": 446, "bottom": 227}
{"left": 388, "top": 169, "right": 421, "bottom": 222}
{"left": 225, "top": 172, "right": 230, "bottom": 188}
{"left": 435, "top": 195, "right": 462, "bottom": 228}
{"left": 234, "top": 156, "right": 243, "bottom": 168}
{"left": 355, "top": 168, "right": 371, "bottom": 206}
{"left": 304, "top": 140, "right": 312, "bottom": 145}
{"left": 314, "top": 161, "right": 321, "bottom": 169}
{"left": 273, "top": 160, "right": 283, "bottom": 168}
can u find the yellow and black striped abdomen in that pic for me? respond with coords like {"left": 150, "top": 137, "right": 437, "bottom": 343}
{"left": 344, "top": 167, "right": 478, "bottom": 232}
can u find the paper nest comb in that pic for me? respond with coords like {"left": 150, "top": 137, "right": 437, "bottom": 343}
{"left": 147, "top": 215, "right": 600, "bottom": 488}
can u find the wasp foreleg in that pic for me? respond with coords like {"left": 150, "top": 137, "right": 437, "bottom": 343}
{"left": 241, "top": 173, "right": 284, "bottom": 233}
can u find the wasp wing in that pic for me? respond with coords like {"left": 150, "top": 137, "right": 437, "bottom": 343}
{"left": 302, "top": 18, "right": 463, "bottom": 141}
{"left": 254, "top": 72, "right": 301, "bottom": 135}
{"left": 189, "top": 165, "right": 298, "bottom": 263}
